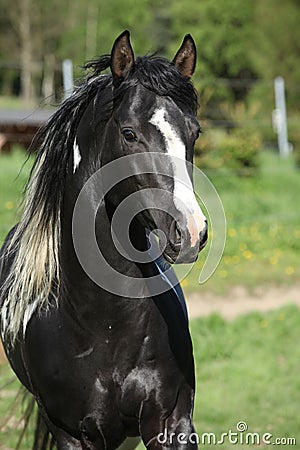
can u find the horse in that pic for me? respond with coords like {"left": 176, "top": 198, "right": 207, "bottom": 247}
{"left": 0, "top": 31, "right": 207, "bottom": 450}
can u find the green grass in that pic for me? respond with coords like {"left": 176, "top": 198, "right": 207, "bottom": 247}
{"left": 0, "top": 366, "right": 28, "bottom": 450}
{"left": 1, "top": 306, "right": 299, "bottom": 448}
{"left": 0, "top": 149, "right": 33, "bottom": 245}
{"left": 180, "top": 151, "right": 300, "bottom": 294}
{"left": 191, "top": 305, "right": 300, "bottom": 448}
{"left": 0, "top": 96, "right": 35, "bottom": 110}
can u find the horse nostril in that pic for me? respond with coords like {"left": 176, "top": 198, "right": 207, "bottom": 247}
{"left": 175, "top": 225, "right": 181, "bottom": 244}
{"left": 170, "top": 220, "right": 182, "bottom": 248}
{"left": 199, "top": 220, "right": 208, "bottom": 248}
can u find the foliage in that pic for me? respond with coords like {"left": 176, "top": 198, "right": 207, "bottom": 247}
{"left": 195, "top": 128, "right": 262, "bottom": 176}
{"left": 169, "top": 0, "right": 256, "bottom": 83}
{"left": 1, "top": 0, "right": 300, "bottom": 100}
{"left": 252, "top": 0, "right": 300, "bottom": 111}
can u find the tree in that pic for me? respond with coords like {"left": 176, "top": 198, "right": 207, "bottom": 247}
{"left": 252, "top": 0, "right": 300, "bottom": 109}
{"left": 168, "top": 0, "right": 258, "bottom": 121}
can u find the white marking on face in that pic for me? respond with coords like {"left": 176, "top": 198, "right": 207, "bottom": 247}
{"left": 149, "top": 107, "right": 206, "bottom": 247}
{"left": 23, "top": 298, "right": 39, "bottom": 337}
{"left": 73, "top": 138, "right": 82, "bottom": 173}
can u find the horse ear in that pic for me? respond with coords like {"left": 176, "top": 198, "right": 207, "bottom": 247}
{"left": 111, "top": 30, "right": 134, "bottom": 86}
{"left": 172, "top": 34, "right": 196, "bottom": 79}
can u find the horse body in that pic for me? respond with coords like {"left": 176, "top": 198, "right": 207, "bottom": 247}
{"left": 0, "top": 31, "right": 207, "bottom": 449}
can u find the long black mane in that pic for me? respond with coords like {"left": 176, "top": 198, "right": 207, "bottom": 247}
{"left": 85, "top": 54, "right": 198, "bottom": 112}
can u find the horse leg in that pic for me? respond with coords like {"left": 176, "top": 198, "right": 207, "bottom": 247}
{"left": 55, "top": 434, "right": 83, "bottom": 450}
{"left": 37, "top": 412, "right": 83, "bottom": 450}
{"left": 139, "top": 386, "right": 198, "bottom": 450}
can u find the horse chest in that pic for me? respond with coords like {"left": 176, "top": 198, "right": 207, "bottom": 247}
{"left": 22, "top": 307, "right": 181, "bottom": 427}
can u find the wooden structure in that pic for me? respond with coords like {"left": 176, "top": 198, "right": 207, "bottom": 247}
{"left": 0, "top": 108, "right": 54, "bottom": 152}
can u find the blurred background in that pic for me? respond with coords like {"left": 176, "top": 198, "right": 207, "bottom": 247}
{"left": 0, "top": 0, "right": 300, "bottom": 449}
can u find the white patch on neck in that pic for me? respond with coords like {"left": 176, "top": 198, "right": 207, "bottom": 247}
{"left": 149, "top": 107, "right": 206, "bottom": 247}
{"left": 23, "top": 298, "right": 39, "bottom": 337}
{"left": 73, "top": 138, "right": 82, "bottom": 173}
{"left": 1, "top": 304, "right": 8, "bottom": 340}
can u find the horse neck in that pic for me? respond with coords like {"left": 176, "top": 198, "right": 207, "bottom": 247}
{"left": 59, "top": 190, "right": 150, "bottom": 311}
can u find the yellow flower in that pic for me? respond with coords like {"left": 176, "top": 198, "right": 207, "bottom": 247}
{"left": 228, "top": 228, "right": 236, "bottom": 237}
{"left": 232, "top": 255, "right": 240, "bottom": 264}
{"left": 260, "top": 320, "right": 268, "bottom": 328}
{"left": 269, "top": 256, "right": 278, "bottom": 265}
{"left": 5, "top": 201, "right": 14, "bottom": 210}
{"left": 220, "top": 270, "right": 228, "bottom": 278}
{"left": 285, "top": 266, "right": 295, "bottom": 275}
{"left": 243, "top": 250, "right": 253, "bottom": 260}
{"left": 293, "top": 229, "right": 300, "bottom": 239}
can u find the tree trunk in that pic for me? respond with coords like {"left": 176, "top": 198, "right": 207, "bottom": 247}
{"left": 19, "top": 0, "right": 33, "bottom": 103}
{"left": 42, "top": 54, "right": 56, "bottom": 104}
{"left": 85, "top": 2, "right": 98, "bottom": 61}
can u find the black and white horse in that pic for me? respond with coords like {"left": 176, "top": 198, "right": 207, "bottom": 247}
{"left": 0, "top": 31, "right": 207, "bottom": 450}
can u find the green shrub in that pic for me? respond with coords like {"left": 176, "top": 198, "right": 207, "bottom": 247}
{"left": 195, "top": 128, "right": 262, "bottom": 176}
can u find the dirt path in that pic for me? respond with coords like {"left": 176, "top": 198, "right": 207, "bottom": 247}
{"left": 186, "top": 283, "right": 300, "bottom": 320}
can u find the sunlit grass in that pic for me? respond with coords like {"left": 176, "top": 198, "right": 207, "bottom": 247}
{"left": 0, "top": 148, "right": 33, "bottom": 245}
{"left": 182, "top": 151, "right": 300, "bottom": 293}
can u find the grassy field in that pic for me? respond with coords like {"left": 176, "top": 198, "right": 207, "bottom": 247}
{"left": 1, "top": 305, "right": 299, "bottom": 449}
{"left": 181, "top": 151, "right": 300, "bottom": 294}
{"left": 0, "top": 148, "right": 299, "bottom": 448}
{"left": 0, "top": 149, "right": 32, "bottom": 245}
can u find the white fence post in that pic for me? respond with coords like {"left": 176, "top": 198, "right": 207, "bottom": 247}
{"left": 273, "top": 77, "right": 290, "bottom": 157}
{"left": 62, "top": 59, "right": 74, "bottom": 99}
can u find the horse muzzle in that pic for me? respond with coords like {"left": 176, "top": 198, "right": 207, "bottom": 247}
{"left": 163, "top": 218, "right": 208, "bottom": 264}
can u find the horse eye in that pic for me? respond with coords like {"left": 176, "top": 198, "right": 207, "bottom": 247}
{"left": 122, "top": 129, "right": 137, "bottom": 142}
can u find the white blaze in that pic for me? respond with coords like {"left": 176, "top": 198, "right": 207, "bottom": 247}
{"left": 73, "top": 138, "right": 82, "bottom": 173}
{"left": 150, "top": 107, "right": 206, "bottom": 247}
